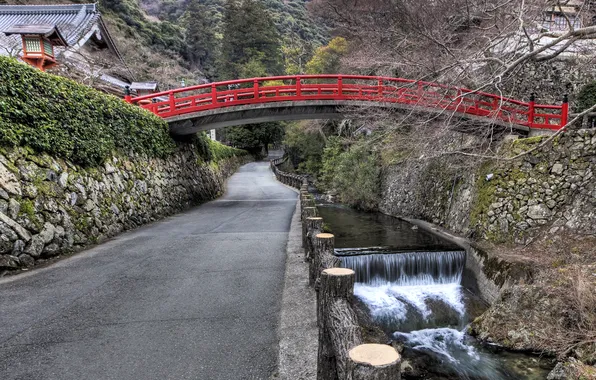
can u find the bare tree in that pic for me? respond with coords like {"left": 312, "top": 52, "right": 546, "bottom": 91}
{"left": 308, "top": 0, "right": 596, "bottom": 160}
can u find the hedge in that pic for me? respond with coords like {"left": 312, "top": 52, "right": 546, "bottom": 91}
{"left": 0, "top": 57, "right": 175, "bottom": 166}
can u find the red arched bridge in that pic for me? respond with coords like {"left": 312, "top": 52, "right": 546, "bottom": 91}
{"left": 125, "top": 75, "right": 568, "bottom": 135}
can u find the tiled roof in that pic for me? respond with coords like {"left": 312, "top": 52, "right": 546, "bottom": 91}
{"left": 0, "top": 4, "right": 101, "bottom": 47}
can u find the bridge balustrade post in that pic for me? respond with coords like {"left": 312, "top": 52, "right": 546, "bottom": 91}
{"left": 338, "top": 76, "right": 343, "bottom": 97}
{"left": 377, "top": 79, "right": 383, "bottom": 97}
{"left": 528, "top": 93, "right": 535, "bottom": 128}
{"left": 168, "top": 91, "right": 175, "bottom": 113}
{"left": 561, "top": 94, "right": 569, "bottom": 127}
{"left": 211, "top": 84, "right": 217, "bottom": 105}
{"left": 296, "top": 76, "right": 302, "bottom": 98}
{"left": 254, "top": 79, "right": 260, "bottom": 99}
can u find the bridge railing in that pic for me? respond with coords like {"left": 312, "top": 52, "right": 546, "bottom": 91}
{"left": 127, "top": 75, "right": 568, "bottom": 130}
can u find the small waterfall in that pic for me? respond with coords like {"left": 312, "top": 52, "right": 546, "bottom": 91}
{"left": 338, "top": 250, "right": 466, "bottom": 286}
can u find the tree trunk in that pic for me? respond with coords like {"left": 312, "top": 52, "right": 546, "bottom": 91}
{"left": 317, "top": 268, "right": 357, "bottom": 380}
{"left": 312, "top": 233, "right": 338, "bottom": 287}
{"left": 306, "top": 217, "right": 323, "bottom": 264}
{"left": 302, "top": 207, "right": 317, "bottom": 248}
{"left": 327, "top": 298, "right": 363, "bottom": 380}
{"left": 347, "top": 344, "right": 401, "bottom": 380}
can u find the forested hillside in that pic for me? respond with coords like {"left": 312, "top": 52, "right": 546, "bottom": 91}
{"left": 1, "top": 0, "right": 328, "bottom": 86}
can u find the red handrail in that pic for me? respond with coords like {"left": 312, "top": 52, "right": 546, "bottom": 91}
{"left": 127, "top": 75, "right": 568, "bottom": 130}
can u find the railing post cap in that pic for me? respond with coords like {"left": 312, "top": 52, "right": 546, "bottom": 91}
{"left": 349, "top": 344, "right": 401, "bottom": 367}
{"left": 322, "top": 268, "right": 354, "bottom": 276}
{"left": 563, "top": 94, "right": 569, "bottom": 103}
{"left": 316, "top": 233, "right": 334, "bottom": 239}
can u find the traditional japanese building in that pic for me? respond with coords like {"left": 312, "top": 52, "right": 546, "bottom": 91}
{"left": 0, "top": 3, "right": 133, "bottom": 95}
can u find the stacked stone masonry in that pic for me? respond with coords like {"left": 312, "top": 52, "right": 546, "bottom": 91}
{"left": 0, "top": 144, "right": 250, "bottom": 270}
{"left": 380, "top": 129, "right": 596, "bottom": 244}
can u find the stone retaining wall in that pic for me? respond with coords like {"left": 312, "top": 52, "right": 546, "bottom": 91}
{"left": 379, "top": 129, "right": 595, "bottom": 244}
{"left": 0, "top": 144, "right": 251, "bottom": 270}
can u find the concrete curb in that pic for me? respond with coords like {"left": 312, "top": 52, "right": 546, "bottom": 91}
{"left": 273, "top": 201, "right": 317, "bottom": 379}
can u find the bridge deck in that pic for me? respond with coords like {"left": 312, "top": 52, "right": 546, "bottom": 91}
{"left": 127, "top": 75, "right": 568, "bottom": 133}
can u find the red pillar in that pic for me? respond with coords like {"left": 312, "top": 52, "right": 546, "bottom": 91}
{"left": 561, "top": 94, "right": 569, "bottom": 128}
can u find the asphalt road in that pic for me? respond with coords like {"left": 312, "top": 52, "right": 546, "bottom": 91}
{"left": 0, "top": 161, "right": 297, "bottom": 380}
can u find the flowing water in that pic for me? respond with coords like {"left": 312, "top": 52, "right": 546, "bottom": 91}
{"left": 318, "top": 204, "right": 554, "bottom": 380}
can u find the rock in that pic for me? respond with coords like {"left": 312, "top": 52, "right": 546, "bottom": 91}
{"left": 547, "top": 358, "right": 589, "bottom": 380}
{"left": 0, "top": 161, "right": 21, "bottom": 196}
{"left": 22, "top": 184, "right": 38, "bottom": 198}
{"left": 105, "top": 162, "right": 117, "bottom": 174}
{"left": 551, "top": 163, "right": 564, "bottom": 175}
{"left": 527, "top": 204, "right": 552, "bottom": 220}
{"left": 0, "top": 233, "right": 12, "bottom": 254}
{"left": 39, "top": 223, "right": 56, "bottom": 244}
{"left": 42, "top": 243, "right": 60, "bottom": 257}
{"left": 12, "top": 240, "right": 25, "bottom": 255}
{"left": 17, "top": 254, "right": 34, "bottom": 267}
{"left": 46, "top": 170, "right": 57, "bottom": 182}
{"left": 0, "top": 222, "right": 18, "bottom": 241}
{"left": 8, "top": 198, "right": 20, "bottom": 219}
{"left": 24, "top": 235, "right": 45, "bottom": 258}
{"left": 0, "top": 211, "right": 31, "bottom": 242}
{"left": 83, "top": 199, "right": 96, "bottom": 212}
{"left": 69, "top": 192, "right": 78, "bottom": 206}
{"left": 546, "top": 199, "right": 557, "bottom": 209}
{"left": 58, "top": 172, "right": 69, "bottom": 187}
{"left": 0, "top": 254, "right": 19, "bottom": 269}
{"left": 0, "top": 188, "right": 8, "bottom": 200}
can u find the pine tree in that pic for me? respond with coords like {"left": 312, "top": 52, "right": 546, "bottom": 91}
{"left": 184, "top": 0, "right": 219, "bottom": 77}
{"left": 219, "top": 0, "right": 283, "bottom": 79}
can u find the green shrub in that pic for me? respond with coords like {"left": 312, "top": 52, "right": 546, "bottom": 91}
{"left": 575, "top": 81, "right": 596, "bottom": 113}
{"left": 320, "top": 138, "right": 380, "bottom": 210}
{"left": 207, "top": 137, "right": 247, "bottom": 162}
{"left": 0, "top": 57, "right": 175, "bottom": 166}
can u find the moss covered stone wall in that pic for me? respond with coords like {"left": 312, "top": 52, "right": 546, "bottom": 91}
{"left": 379, "top": 129, "right": 596, "bottom": 244}
{"left": 0, "top": 144, "right": 251, "bottom": 270}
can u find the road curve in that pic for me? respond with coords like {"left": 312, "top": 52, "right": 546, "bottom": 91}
{"left": 0, "top": 161, "right": 297, "bottom": 380}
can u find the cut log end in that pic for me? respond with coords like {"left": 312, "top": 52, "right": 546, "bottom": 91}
{"left": 349, "top": 344, "right": 400, "bottom": 367}
{"left": 316, "top": 233, "right": 334, "bottom": 239}
{"left": 323, "top": 268, "right": 355, "bottom": 277}
{"left": 306, "top": 217, "right": 323, "bottom": 221}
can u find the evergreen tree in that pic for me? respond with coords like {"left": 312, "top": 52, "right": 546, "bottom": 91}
{"left": 184, "top": 0, "right": 219, "bottom": 77}
{"left": 219, "top": 0, "right": 283, "bottom": 79}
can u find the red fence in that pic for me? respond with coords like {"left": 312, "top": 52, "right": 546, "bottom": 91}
{"left": 127, "top": 75, "right": 568, "bottom": 130}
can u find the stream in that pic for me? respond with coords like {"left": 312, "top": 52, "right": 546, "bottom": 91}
{"left": 317, "top": 203, "right": 554, "bottom": 380}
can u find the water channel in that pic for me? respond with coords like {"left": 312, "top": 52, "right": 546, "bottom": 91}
{"left": 317, "top": 203, "right": 554, "bottom": 380}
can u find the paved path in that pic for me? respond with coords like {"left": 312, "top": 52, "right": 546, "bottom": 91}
{"left": 0, "top": 162, "right": 297, "bottom": 380}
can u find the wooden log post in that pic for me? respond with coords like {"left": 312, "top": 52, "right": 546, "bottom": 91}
{"left": 301, "top": 198, "right": 315, "bottom": 220}
{"left": 299, "top": 192, "right": 307, "bottom": 220}
{"left": 317, "top": 268, "right": 360, "bottom": 380}
{"left": 347, "top": 344, "right": 401, "bottom": 380}
{"left": 305, "top": 217, "right": 323, "bottom": 263}
{"left": 313, "top": 233, "right": 339, "bottom": 287}
{"left": 302, "top": 207, "right": 317, "bottom": 248}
